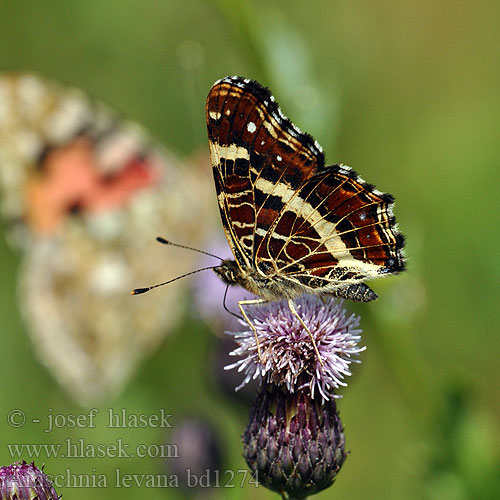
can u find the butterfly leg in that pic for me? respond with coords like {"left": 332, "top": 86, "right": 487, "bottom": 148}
{"left": 238, "top": 298, "right": 267, "bottom": 364}
{"left": 288, "top": 299, "right": 324, "bottom": 366}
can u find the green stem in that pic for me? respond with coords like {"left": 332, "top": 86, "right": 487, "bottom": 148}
{"left": 281, "top": 491, "right": 306, "bottom": 500}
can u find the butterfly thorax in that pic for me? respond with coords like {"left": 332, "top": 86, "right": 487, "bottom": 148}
{"left": 214, "top": 259, "right": 303, "bottom": 301}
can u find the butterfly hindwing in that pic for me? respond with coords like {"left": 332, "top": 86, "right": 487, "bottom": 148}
{"left": 263, "top": 165, "right": 404, "bottom": 289}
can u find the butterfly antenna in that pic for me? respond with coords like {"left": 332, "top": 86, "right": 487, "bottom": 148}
{"left": 156, "top": 236, "right": 223, "bottom": 260}
{"left": 131, "top": 266, "right": 218, "bottom": 295}
{"left": 222, "top": 284, "right": 243, "bottom": 320}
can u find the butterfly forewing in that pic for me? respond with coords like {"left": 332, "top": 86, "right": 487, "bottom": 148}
{"left": 206, "top": 77, "right": 325, "bottom": 271}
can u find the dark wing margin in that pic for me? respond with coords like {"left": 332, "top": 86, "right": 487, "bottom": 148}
{"left": 206, "top": 76, "right": 325, "bottom": 268}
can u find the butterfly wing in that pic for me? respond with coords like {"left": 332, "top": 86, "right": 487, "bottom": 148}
{"left": 207, "top": 76, "right": 405, "bottom": 297}
{"left": 0, "top": 72, "right": 214, "bottom": 404}
{"left": 259, "top": 163, "right": 405, "bottom": 291}
{"left": 206, "top": 76, "right": 325, "bottom": 272}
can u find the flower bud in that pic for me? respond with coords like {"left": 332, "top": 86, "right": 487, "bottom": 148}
{"left": 0, "top": 461, "right": 60, "bottom": 500}
{"left": 243, "top": 384, "right": 347, "bottom": 499}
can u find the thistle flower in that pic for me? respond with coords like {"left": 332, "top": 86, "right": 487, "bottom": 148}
{"left": 0, "top": 461, "right": 60, "bottom": 500}
{"left": 243, "top": 383, "right": 346, "bottom": 499}
{"left": 226, "top": 295, "right": 364, "bottom": 401}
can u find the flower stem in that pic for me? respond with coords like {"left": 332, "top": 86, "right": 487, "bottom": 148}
{"left": 281, "top": 492, "right": 306, "bottom": 500}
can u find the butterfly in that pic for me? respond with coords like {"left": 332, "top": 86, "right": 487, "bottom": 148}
{"left": 0, "top": 72, "right": 214, "bottom": 404}
{"left": 206, "top": 76, "right": 405, "bottom": 359}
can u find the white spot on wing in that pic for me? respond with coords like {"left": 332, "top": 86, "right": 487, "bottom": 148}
{"left": 247, "top": 122, "right": 256, "bottom": 133}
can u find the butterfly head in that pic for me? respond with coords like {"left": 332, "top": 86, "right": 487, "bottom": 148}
{"left": 213, "top": 259, "right": 296, "bottom": 300}
{"left": 213, "top": 259, "right": 243, "bottom": 287}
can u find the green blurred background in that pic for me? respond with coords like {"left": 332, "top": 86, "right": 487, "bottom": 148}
{"left": 0, "top": 1, "right": 499, "bottom": 499}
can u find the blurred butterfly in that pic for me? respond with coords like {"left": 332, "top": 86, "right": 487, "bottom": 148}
{"left": 0, "top": 73, "right": 215, "bottom": 405}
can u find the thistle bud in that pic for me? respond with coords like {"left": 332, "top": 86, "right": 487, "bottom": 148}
{"left": 243, "top": 384, "right": 347, "bottom": 499}
{"left": 0, "top": 461, "right": 60, "bottom": 500}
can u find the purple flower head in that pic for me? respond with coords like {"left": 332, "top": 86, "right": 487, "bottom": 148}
{"left": 0, "top": 461, "right": 60, "bottom": 500}
{"left": 226, "top": 295, "right": 365, "bottom": 401}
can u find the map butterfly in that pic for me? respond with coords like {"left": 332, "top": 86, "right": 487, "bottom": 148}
{"left": 206, "top": 76, "right": 405, "bottom": 358}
